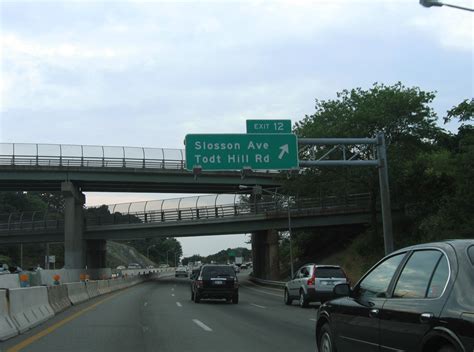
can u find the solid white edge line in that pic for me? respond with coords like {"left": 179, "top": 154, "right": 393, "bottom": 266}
{"left": 309, "top": 318, "right": 317, "bottom": 322}
{"left": 192, "top": 319, "right": 213, "bottom": 332}
{"left": 176, "top": 302, "right": 182, "bottom": 307}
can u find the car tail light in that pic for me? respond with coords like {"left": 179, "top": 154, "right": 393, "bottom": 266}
{"left": 196, "top": 276, "right": 203, "bottom": 287}
{"left": 307, "top": 275, "right": 316, "bottom": 286}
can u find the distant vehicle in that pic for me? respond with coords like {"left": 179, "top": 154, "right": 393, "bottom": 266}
{"left": 147, "top": 265, "right": 155, "bottom": 269}
{"left": 116, "top": 265, "right": 126, "bottom": 270}
{"left": 0, "top": 268, "right": 10, "bottom": 275}
{"left": 159, "top": 264, "right": 169, "bottom": 268}
{"left": 240, "top": 263, "right": 248, "bottom": 270}
{"left": 191, "top": 264, "right": 239, "bottom": 304}
{"left": 127, "top": 263, "right": 142, "bottom": 269}
{"left": 284, "top": 264, "right": 349, "bottom": 307}
{"left": 235, "top": 256, "right": 243, "bottom": 266}
{"left": 315, "top": 240, "right": 474, "bottom": 352}
{"left": 175, "top": 266, "right": 188, "bottom": 278}
{"left": 8, "top": 266, "right": 23, "bottom": 273}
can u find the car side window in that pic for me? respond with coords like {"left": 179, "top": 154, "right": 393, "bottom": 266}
{"left": 468, "top": 245, "right": 474, "bottom": 266}
{"left": 427, "top": 255, "right": 449, "bottom": 298}
{"left": 357, "top": 253, "right": 405, "bottom": 299}
{"left": 300, "top": 267, "right": 310, "bottom": 278}
{"left": 393, "top": 250, "right": 443, "bottom": 299}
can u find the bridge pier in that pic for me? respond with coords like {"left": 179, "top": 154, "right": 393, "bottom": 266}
{"left": 62, "top": 182, "right": 86, "bottom": 269}
{"left": 86, "top": 240, "right": 107, "bottom": 268}
{"left": 251, "top": 229, "right": 279, "bottom": 280}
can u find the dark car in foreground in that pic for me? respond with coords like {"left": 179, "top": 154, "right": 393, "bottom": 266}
{"left": 315, "top": 239, "right": 474, "bottom": 352}
{"left": 190, "top": 264, "right": 239, "bottom": 304}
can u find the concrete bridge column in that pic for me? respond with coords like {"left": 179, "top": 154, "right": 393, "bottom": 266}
{"left": 86, "top": 240, "right": 107, "bottom": 268}
{"left": 265, "top": 230, "right": 280, "bottom": 281}
{"left": 251, "top": 231, "right": 266, "bottom": 279}
{"left": 251, "top": 230, "right": 280, "bottom": 281}
{"left": 62, "top": 181, "right": 86, "bottom": 269}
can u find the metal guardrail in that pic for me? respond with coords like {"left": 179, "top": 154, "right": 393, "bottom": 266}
{"left": 0, "top": 143, "right": 186, "bottom": 169}
{"left": 0, "top": 193, "right": 371, "bottom": 233}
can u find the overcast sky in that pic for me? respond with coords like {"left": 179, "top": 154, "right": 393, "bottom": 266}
{"left": 1, "top": 0, "right": 472, "bottom": 256}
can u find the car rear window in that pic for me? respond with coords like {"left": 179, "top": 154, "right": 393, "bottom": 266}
{"left": 201, "top": 266, "right": 235, "bottom": 279}
{"left": 468, "top": 245, "right": 474, "bottom": 266}
{"left": 314, "top": 267, "right": 345, "bottom": 278}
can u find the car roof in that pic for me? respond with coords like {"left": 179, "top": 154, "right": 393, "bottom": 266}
{"left": 300, "top": 264, "right": 342, "bottom": 268}
{"left": 391, "top": 239, "right": 474, "bottom": 254}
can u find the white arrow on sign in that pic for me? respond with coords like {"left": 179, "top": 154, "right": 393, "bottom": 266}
{"left": 278, "top": 144, "right": 289, "bottom": 159}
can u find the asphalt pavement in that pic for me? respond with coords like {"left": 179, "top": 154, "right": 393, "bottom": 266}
{"left": 0, "top": 271, "right": 319, "bottom": 352}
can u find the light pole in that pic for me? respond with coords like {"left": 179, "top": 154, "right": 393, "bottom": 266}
{"left": 239, "top": 185, "right": 295, "bottom": 278}
{"left": 146, "top": 244, "right": 156, "bottom": 260}
{"left": 420, "top": 0, "right": 474, "bottom": 11}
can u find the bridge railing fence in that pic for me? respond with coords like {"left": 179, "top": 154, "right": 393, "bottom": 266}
{"left": 0, "top": 193, "right": 372, "bottom": 233}
{"left": 0, "top": 143, "right": 186, "bottom": 170}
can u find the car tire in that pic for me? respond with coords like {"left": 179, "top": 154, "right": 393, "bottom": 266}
{"left": 438, "top": 345, "right": 457, "bottom": 352}
{"left": 299, "top": 289, "right": 309, "bottom": 308}
{"left": 318, "top": 323, "right": 334, "bottom": 352}
{"left": 284, "top": 289, "right": 293, "bottom": 305}
{"left": 232, "top": 294, "right": 239, "bottom": 304}
{"left": 194, "top": 292, "right": 201, "bottom": 303}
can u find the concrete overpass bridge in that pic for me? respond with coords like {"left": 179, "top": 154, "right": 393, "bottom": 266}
{"left": 0, "top": 143, "right": 280, "bottom": 193}
{"left": 0, "top": 193, "right": 373, "bottom": 279}
{"left": 0, "top": 139, "right": 390, "bottom": 280}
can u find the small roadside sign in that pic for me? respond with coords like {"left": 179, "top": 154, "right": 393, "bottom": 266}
{"left": 246, "top": 119, "right": 291, "bottom": 134}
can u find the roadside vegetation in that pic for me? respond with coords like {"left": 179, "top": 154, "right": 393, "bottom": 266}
{"left": 278, "top": 82, "right": 472, "bottom": 281}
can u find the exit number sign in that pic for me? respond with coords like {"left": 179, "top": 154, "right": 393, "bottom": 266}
{"left": 246, "top": 119, "right": 292, "bottom": 134}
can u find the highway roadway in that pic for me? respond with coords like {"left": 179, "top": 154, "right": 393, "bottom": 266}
{"left": 0, "top": 272, "right": 318, "bottom": 352}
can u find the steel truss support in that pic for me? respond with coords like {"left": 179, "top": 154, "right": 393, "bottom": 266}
{"left": 298, "top": 133, "right": 394, "bottom": 254}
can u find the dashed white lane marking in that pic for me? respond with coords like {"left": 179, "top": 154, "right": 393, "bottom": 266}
{"left": 192, "top": 319, "right": 213, "bottom": 332}
{"left": 309, "top": 318, "right": 317, "bottom": 322}
{"left": 171, "top": 293, "right": 175, "bottom": 297}
{"left": 144, "top": 302, "right": 148, "bottom": 307}
{"left": 176, "top": 302, "right": 182, "bottom": 307}
{"left": 241, "top": 284, "right": 282, "bottom": 297}
{"left": 250, "top": 303, "right": 266, "bottom": 309}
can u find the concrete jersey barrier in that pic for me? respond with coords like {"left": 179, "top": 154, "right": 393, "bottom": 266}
{"left": 97, "top": 280, "right": 110, "bottom": 295}
{"left": 0, "top": 289, "right": 18, "bottom": 341}
{"left": 65, "top": 282, "right": 89, "bottom": 305}
{"left": 9, "top": 286, "right": 54, "bottom": 333}
{"left": 86, "top": 281, "right": 100, "bottom": 298}
{"left": 47, "top": 285, "right": 71, "bottom": 314}
{"left": 0, "top": 274, "right": 20, "bottom": 289}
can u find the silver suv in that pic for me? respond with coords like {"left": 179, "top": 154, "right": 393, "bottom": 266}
{"left": 284, "top": 264, "right": 349, "bottom": 307}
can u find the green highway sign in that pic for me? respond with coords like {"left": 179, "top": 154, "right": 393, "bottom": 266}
{"left": 185, "top": 133, "right": 299, "bottom": 171}
{"left": 246, "top": 119, "right": 291, "bottom": 134}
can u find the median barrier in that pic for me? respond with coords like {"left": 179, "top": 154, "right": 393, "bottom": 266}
{"left": 47, "top": 285, "right": 71, "bottom": 314}
{"left": 0, "top": 289, "right": 18, "bottom": 341}
{"left": 65, "top": 282, "right": 89, "bottom": 305}
{"left": 97, "top": 280, "right": 110, "bottom": 295}
{"left": 0, "top": 274, "right": 20, "bottom": 289}
{"left": 85, "top": 281, "right": 100, "bottom": 298}
{"left": 9, "top": 286, "right": 54, "bottom": 333}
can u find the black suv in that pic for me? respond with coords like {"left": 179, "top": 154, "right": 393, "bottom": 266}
{"left": 315, "top": 239, "right": 474, "bottom": 352}
{"left": 190, "top": 264, "right": 239, "bottom": 304}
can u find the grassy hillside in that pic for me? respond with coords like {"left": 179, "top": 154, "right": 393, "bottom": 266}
{"left": 106, "top": 241, "right": 157, "bottom": 269}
